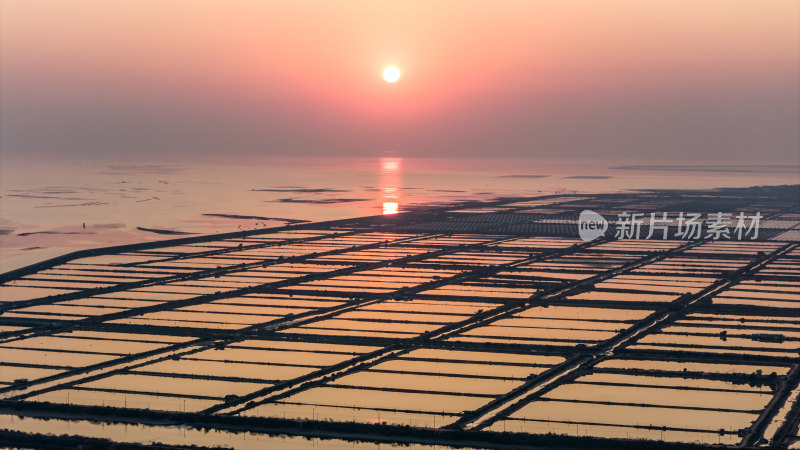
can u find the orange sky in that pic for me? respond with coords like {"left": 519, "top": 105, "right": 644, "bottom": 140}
{"left": 1, "top": 1, "right": 798, "bottom": 161}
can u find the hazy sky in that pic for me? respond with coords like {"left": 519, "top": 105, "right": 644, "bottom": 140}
{"left": 1, "top": 1, "right": 798, "bottom": 162}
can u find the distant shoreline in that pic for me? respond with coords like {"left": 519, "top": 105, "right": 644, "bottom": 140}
{"left": 136, "top": 226, "right": 195, "bottom": 235}
{"left": 613, "top": 165, "right": 800, "bottom": 173}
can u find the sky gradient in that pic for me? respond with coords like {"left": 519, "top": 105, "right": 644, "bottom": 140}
{"left": 1, "top": 1, "right": 798, "bottom": 162}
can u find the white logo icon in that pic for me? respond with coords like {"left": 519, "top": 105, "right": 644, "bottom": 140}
{"left": 578, "top": 210, "right": 608, "bottom": 241}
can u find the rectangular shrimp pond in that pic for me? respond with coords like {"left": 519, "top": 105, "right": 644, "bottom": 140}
{"left": 1, "top": 189, "right": 799, "bottom": 449}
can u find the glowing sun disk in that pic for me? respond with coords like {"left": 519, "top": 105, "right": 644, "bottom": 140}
{"left": 383, "top": 66, "right": 400, "bottom": 83}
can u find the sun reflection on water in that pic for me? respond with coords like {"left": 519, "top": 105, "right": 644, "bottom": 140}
{"left": 380, "top": 157, "right": 402, "bottom": 215}
{"left": 382, "top": 202, "right": 399, "bottom": 215}
{"left": 381, "top": 159, "right": 400, "bottom": 172}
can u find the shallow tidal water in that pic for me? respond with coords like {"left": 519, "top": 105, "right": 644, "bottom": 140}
{"left": 2, "top": 155, "right": 796, "bottom": 272}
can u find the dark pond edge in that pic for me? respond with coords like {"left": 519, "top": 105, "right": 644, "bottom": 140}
{"left": 0, "top": 400, "right": 741, "bottom": 450}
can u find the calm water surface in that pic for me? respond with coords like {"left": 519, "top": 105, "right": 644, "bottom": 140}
{"left": 1, "top": 156, "right": 796, "bottom": 271}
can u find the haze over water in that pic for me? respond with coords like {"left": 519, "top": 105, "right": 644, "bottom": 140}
{"left": 2, "top": 1, "right": 798, "bottom": 164}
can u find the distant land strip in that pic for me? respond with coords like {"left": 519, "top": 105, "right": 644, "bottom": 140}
{"left": 496, "top": 175, "right": 549, "bottom": 178}
{"left": 273, "top": 198, "right": 369, "bottom": 204}
{"left": 136, "top": 227, "right": 195, "bottom": 235}
{"left": 251, "top": 188, "right": 349, "bottom": 193}
{"left": 203, "top": 213, "right": 310, "bottom": 224}
{"left": 613, "top": 165, "right": 800, "bottom": 173}
{"left": 17, "top": 231, "right": 91, "bottom": 236}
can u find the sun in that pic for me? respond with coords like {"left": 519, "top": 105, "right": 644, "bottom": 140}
{"left": 382, "top": 66, "right": 400, "bottom": 83}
